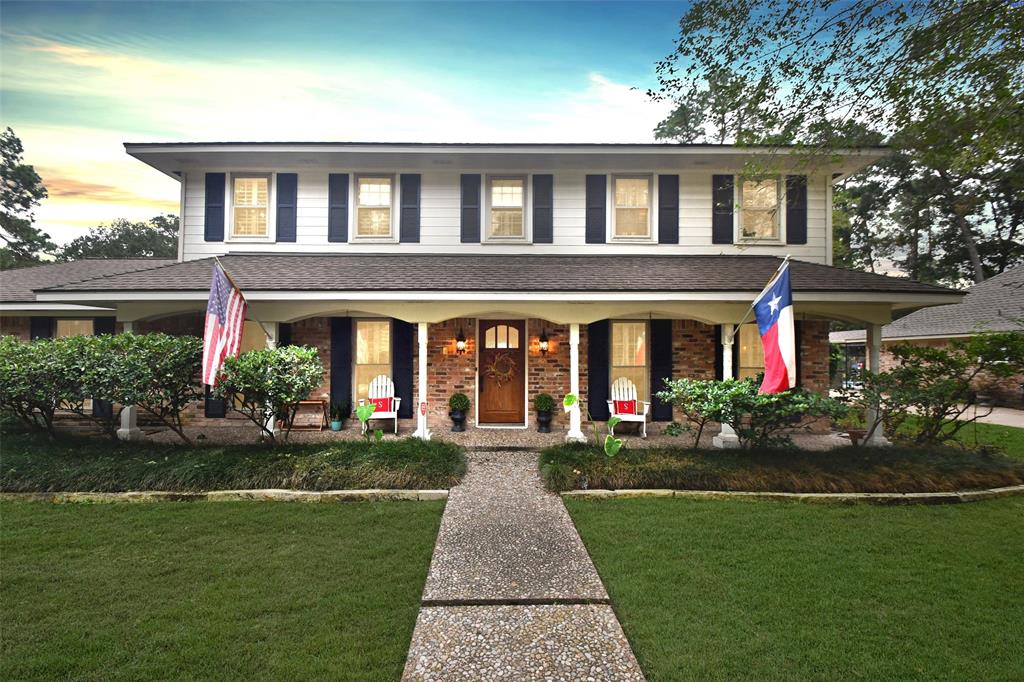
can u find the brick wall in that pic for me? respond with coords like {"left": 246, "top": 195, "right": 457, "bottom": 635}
{"left": 416, "top": 318, "right": 478, "bottom": 425}
{"left": 799, "top": 320, "right": 831, "bottom": 394}
{"left": 0, "top": 316, "right": 30, "bottom": 341}
{"left": 291, "top": 317, "right": 332, "bottom": 402}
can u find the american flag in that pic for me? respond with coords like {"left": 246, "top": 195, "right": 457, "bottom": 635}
{"left": 202, "top": 263, "right": 247, "bottom": 386}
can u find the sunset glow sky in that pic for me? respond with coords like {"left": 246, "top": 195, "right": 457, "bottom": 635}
{"left": 1, "top": 0, "right": 682, "bottom": 245}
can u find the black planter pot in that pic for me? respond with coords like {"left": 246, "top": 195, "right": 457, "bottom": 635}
{"left": 449, "top": 409, "right": 467, "bottom": 432}
{"left": 536, "top": 410, "right": 553, "bottom": 433}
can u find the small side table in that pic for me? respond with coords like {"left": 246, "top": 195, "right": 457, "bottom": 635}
{"left": 289, "top": 399, "right": 329, "bottom": 431}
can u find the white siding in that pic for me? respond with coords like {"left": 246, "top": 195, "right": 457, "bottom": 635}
{"left": 180, "top": 167, "right": 830, "bottom": 263}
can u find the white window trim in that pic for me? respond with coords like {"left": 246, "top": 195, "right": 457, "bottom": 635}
{"left": 484, "top": 174, "right": 531, "bottom": 243}
{"left": 609, "top": 319, "right": 650, "bottom": 401}
{"left": 352, "top": 173, "right": 398, "bottom": 243}
{"left": 228, "top": 173, "right": 274, "bottom": 242}
{"left": 735, "top": 175, "right": 786, "bottom": 244}
{"left": 609, "top": 174, "right": 655, "bottom": 242}
{"left": 352, "top": 318, "right": 393, "bottom": 401}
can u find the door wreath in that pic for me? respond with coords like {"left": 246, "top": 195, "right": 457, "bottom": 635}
{"left": 484, "top": 350, "right": 517, "bottom": 388}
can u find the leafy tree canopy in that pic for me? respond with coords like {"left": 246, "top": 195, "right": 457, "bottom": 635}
{"left": 56, "top": 215, "right": 179, "bottom": 261}
{"left": 0, "top": 128, "right": 54, "bottom": 269}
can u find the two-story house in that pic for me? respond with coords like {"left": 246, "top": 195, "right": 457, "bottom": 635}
{"left": 0, "top": 142, "right": 961, "bottom": 441}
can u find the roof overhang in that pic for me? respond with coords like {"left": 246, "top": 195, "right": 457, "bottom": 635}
{"left": 0, "top": 303, "right": 115, "bottom": 314}
{"left": 124, "top": 142, "right": 890, "bottom": 181}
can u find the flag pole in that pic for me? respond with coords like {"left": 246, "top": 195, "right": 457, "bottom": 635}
{"left": 730, "top": 254, "right": 792, "bottom": 339}
{"left": 213, "top": 256, "right": 274, "bottom": 342}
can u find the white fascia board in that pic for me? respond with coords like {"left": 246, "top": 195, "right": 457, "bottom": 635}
{"left": 35, "top": 289, "right": 963, "bottom": 305}
{"left": 0, "top": 303, "right": 115, "bottom": 312}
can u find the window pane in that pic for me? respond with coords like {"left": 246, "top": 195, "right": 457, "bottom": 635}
{"left": 615, "top": 208, "right": 649, "bottom": 236}
{"left": 611, "top": 322, "right": 646, "bottom": 367}
{"left": 614, "top": 178, "right": 648, "bottom": 208}
{"left": 491, "top": 178, "right": 523, "bottom": 208}
{"left": 491, "top": 208, "right": 523, "bottom": 237}
{"left": 741, "top": 179, "right": 779, "bottom": 239}
{"left": 358, "top": 177, "right": 391, "bottom": 207}
{"left": 55, "top": 319, "right": 95, "bottom": 337}
{"left": 238, "top": 320, "right": 265, "bottom": 354}
{"left": 356, "top": 321, "right": 391, "bottom": 364}
{"left": 234, "top": 177, "right": 268, "bottom": 208}
{"left": 508, "top": 326, "right": 519, "bottom": 349}
{"left": 358, "top": 207, "right": 391, "bottom": 236}
{"left": 355, "top": 365, "right": 391, "bottom": 400}
{"left": 611, "top": 366, "right": 648, "bottom": 403}
{"left": 737, "top": 323, "right": 764, "bottom": 380}
{"left": 234, "top": 207, "right": 268, "bottom": 236}
{"left": 232, "top": 177, "right": 268, "bottom": 237}
{"left": 485, "top": 327, "right": 495, "bottom": 348}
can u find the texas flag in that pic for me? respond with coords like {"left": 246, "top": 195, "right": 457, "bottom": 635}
{"left": 752, "top": 262, "right": 796, "bottom": 393}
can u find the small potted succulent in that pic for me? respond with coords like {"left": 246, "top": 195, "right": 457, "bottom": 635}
{"left": 534, "top": 393, "right": 555, "bottom": 433}
{"left": 448, "top": 392, "right": 470, "bottom": 432}
{"left": 329, "top": 401, "right": 349, "bottom": 431}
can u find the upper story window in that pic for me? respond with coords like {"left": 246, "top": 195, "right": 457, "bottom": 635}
{"left": 739, "top": 178, "right": 781, "bottom": 241}
{"left": 232, "top": 176, "right": 269, "bottom": 238}
{"left": 610, "top": 320, "right": 648, "bottom": 401}
{"left": 488, "top": 177, "right": 526, "bottom": 240}
{"left": 356, "top": 176, "right": 393, "bottom": 239}
{"left": 612, "top": 176, "right": 651, "bottom": 239}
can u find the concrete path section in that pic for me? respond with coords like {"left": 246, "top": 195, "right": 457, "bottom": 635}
{"left": 403, "top": 450, "right": 644, "bottom": 681}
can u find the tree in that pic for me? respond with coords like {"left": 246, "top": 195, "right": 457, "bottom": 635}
{"left": 56, "top": 215, "right": 178, "bottom": 261}
{"left": 0, "top": 128, "right": 54, "bottom": 269}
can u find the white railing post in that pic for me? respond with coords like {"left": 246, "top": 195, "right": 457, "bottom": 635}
{"left": 566, "top": 323, "right": 586, "bottom": 442}
{"left": 116, "top": 320, "right": 144, "bottom": 442}
{"left": 412, "top": 322, "right": 431, "bottom": 440}
{"left": 864, "top": 322, "right": 891, "bottom": 446}
{"left": 712, "top": 323, "right": 741, "bottom": 449}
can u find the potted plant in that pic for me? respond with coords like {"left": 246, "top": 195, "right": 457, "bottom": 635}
{"left": 448, "top": 392, "right": 470, "bottom": 432}
{"left": 534, "top": 393, "right": 555, "bottom": 433}
{"left": 838, "top": 411, "right": 867, "bottom": 446}
{"left": 329, "top": 401, "right": 349, "bottom": 431}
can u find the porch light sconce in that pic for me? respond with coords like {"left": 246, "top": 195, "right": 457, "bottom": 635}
{"left": 538, "top": 330, "right": 550, "bottom": 356}
{"left": 455, "top": 329, "right": 467, "bottom": 355}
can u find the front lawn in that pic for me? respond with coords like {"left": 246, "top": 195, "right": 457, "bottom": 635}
{"left": 540, "top": 442, "right": 1024, "bottom": 493}
{"left": 567, "top": 496, "right": 1024, "bottom": 680}
{"left": 1, "top": 500, "right": 443, "bottom": 681}
{"left": 0, "top": 432, "right": 466, "bottom": 492}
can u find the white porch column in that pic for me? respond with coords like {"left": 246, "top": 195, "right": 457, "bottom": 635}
{"left": 712, "top": 323, "right": 741, "bottom": 449}
{"left": 864, "top": 322, "right": 891, "bottom": 446}
{"left": 412, "top": 322, "right": 431, "bottom": 440}
{"left": 116, "top": 320, "right": 144, "bottom": 441}
{"left": 264, "top": 322, "right": 281, "bottom": 437}
{"left": 566, "top": 323, "right": 586, "bottom": 442}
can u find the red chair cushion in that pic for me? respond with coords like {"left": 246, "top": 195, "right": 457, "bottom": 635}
{"left": 370, "top": 397, "right": 393, "bottom": 413}
{"left": 613, "top": 399, "right": 637, "bottom": 415}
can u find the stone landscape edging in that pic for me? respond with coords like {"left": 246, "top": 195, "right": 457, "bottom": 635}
{"left": 562, "top": 484, "right": 1024, "bottom": 505}
{"left": 0, "top": 489, "right": 449, "bottom": 504}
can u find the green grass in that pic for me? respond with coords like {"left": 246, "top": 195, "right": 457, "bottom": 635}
{"left": 915, "top": 419, "right": 1024, "bottom": 459}
{"left": 1, "top": 500, "right": 443, "bottom": 680}
{"left": 540, "top": 442, "right": 1024, "bottom": 493}
{"left": 0, "top": 432, "right": 466, "bottom": 492}
{"left": 567, "top": 496, "right": 1024, "bottom": 680}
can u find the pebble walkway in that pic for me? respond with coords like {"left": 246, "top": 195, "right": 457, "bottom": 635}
{"left": 402, "top": 450, "right": 645, "bottom": 681}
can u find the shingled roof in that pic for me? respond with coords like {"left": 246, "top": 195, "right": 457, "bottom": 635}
{"left": 829, "top": 266, "right": 1024, "bottom": 343}
{"left": 2, "top": 258, "right": 174, "bottom": 303}
{"left": 39, "top": 254, "right": 956, "bottom": 296}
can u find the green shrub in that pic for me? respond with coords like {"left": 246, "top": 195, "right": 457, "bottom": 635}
{"left": 448, "top": 392, "right": 470, "bottom": 411}
{"left": 215, "top": 345, "right": 323, "bottom": 444}
{"left": 533, "top": 393, "right": 555, "bottom": 412}
{"left": 0, "top": 336, "right": 79, "bottom": 437}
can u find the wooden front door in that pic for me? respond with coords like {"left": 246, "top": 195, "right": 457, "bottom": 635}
{"left": 478, "top": 320, "right": 526, "bottom": 424}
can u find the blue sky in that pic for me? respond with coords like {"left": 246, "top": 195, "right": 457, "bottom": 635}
{"left": 1, "top": 0, "right": 685, "bottom": 244}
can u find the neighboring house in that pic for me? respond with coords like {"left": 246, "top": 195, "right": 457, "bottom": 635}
{"left": 2, "top": 142, "right": 961, "bottom": 439}
{"left": 830, "top": 267, "right": 1024, "bottom": 408}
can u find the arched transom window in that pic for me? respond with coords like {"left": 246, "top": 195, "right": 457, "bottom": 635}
{"left": 484, "top": 324, "right": 520, "bottom": 349}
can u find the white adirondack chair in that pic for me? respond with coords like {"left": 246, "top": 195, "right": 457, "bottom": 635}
{"left": 606, "top": 377, "right": 650, "bottom": 438}
{"left": 358, "top": 375, "right": 402, "bottom": 435}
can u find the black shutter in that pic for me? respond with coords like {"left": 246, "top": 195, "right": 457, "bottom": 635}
{"left": 330, "top": 317, "right": 352, "bottom": 408}
{"left": 92, "top": 317, "right": 116, "bottom": 418}
{"left": 204, "top": 385, "right": 226, "bottom": 418}
{"left": 460, "top": 174, "right": 481, "bottom": 243}
{"left": 278, "top": 323, "right": 293, "bottom": 347}
{"left": 532, "top": 174, "right": 554, "bottom": 243}
{"left": 714, "top": 325, "right": 724, "bottom": 381}
{"left": 276, "top": 173, "right": 298, "bottom": 242}
{"left": 587, "top": 320, "right": 610, "bottom": 420}
{"left": 712, "top": 175, "right": 734, "bottom": 245}
{"left": 399, "top": 174, "right": 421, "bottom": 243}
{"left": 204, "top": 173, "right": 225, "bottom": 242}
{"left": 658, "top": 175, "right": 680, "bottom": 244}
{"left": 786, "top": 175, "right": 808, "bottom": 245}
{"left": 585, "top": 174, "right": 607, "bottom": 244}
{"left": 794, "top": 320, "right": 803, "bottom": 388}
{"left": 650, "top": 320, "right": 673, "bottom": 421}
{"left": 392, "top": 320, "right": 414, "bottom": 419}
{"left": 29, "top": 317, "right": 53, "bottom": 340}
{"left": 328, "top": 173, "right": 349, "bottom": 243}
